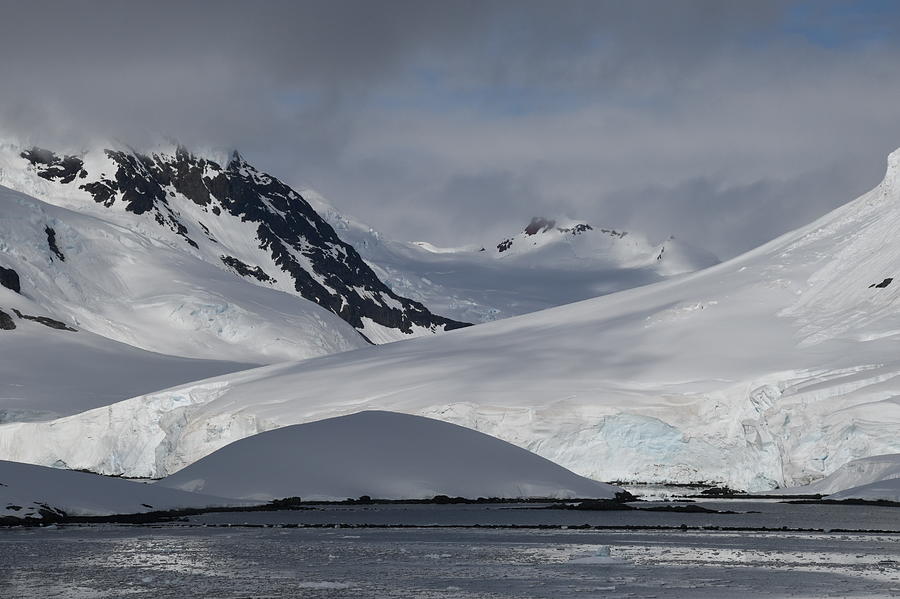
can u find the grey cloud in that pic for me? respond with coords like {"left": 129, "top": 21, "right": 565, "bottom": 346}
{"left": 1, "top": 1, "right": 898, "bottom": 258}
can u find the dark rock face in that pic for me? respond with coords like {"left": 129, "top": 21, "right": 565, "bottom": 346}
{"left": 497, "top": 239, "right": 513, "bottom": 253}
{"left": 24, "top": 146, "right": 468, "bottom": 338}
{"left": 600, "top": 228, "right": 627, "bottom": 239}
{"left": 0, "top": 309, "right": 15, "bottom": 330}
{"left": 524, "top": 217, "right": 556, "bottom": 236}
{"left": 12, "top": 309, "right": 76, "bottom": 331}
{"left": 44, "top": 227, "right": 65, "bottom": 262}
{"left": 20, "top": 148, "right": 87, "bottom": 184}
{"left": 221, "top": 255, "right": 274, "bottom": 283}
{"left": 0, "top": 267, "right": 20, "bottom": 294}
{"left": 80, "top": 150, "right": 198, "bottom": 248}
{"left": 558, "top": 223, "right": 593, "bottom": 235}
{"left": 870, "top": 277, "right": 893, "bottom": 289}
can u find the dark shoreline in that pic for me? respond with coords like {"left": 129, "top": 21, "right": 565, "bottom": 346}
{"left": 3, "top": 493, "right": 899, "bottom": 528}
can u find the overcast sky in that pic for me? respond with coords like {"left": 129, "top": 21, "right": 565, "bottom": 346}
{"left": 3, "top": 0, "right": 900, "bottom": 257}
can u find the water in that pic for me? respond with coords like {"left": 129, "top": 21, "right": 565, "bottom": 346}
{"left": 2, "top": 501, "right": 899, "bottom": 598}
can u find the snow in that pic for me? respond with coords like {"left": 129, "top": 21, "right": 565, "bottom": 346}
{"left": 13, "top": 149, "right": 900, "bottom": 489}
{"left": 0, "top": 286, "right": 248, "bottom": 422}
{"left": 781, "top": 453, "right": 900, "bottom": 502}
{"left": 0, "top": 459, "right": 244, "bottom": 520}
{"left": 0, "top": 183, "right": 367, "bottom": 366}
{"left": 303, "top": 189, "right": 719, "bottom": 323}
{"left": 158, "top": 411, "right": 620, "bottom": 500}
{"left": 828, "top": 478, "right": 900, "bottom": 502}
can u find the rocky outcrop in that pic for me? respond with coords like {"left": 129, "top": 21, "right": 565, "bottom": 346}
{"left": 0, "top": 267, "right": 20, "bottom": 294}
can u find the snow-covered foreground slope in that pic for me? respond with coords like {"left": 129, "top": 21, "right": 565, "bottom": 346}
{"left": 0, "top": 460, "right": 245, "bottom": 521}
{"left": 828, "top": 478, "right": 900, "bottom": 502}
{"left": 0, "top": 286, "right": 247, "bottom": 422}
{"left": 782, "top": 454, "right": 900, "bottom": 502}
{"left": 8, "top": 150, "right": 900, "bottom": 490}
{"left": 0, "top": 183, "right": 366, "bottom": 364}
{"left": 0, "top": 142, "right": 467, "bottom": 343}
{"left": 158, "top": 411, "right": 620, "bottom": 501}
{"left": 308, "top": 191, "right": 718, "bottom": 323}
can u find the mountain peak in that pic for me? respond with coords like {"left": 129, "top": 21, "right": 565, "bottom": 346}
{"left": 227, "top": 149, "right": 246, "bottom": 168}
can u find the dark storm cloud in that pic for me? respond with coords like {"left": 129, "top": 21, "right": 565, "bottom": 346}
{"left": 2, "top": 1, "right": 899, "bottom": 257}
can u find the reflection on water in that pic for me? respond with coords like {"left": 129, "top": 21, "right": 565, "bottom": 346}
{"left": 0, "top": 524, "right": 898, "bottom": 598}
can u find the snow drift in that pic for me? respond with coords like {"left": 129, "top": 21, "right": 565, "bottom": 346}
{"left": 158, "top": 411, "right": 621, "bottom": 501}
{"left": 782, "top": 454, "right": 900, "bottom": 502}
{"left": 0, "top": 459, "right": 243, "bottom": 521}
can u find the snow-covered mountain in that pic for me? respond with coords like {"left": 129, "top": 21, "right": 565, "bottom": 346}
{"left": 0, "top": 141, "right": 467, "bottom": 346}
{"left": 159, "top": 411, "right": 620, "bottom": 501}
{"left": 8, "top": 148, "right": 900, "bottom": 490}
{"left": 307, "top": 190, "right": 719, "bottom": 323}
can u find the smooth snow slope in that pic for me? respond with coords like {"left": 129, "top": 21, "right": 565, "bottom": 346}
{"left": 0, "top": 286, "right": 248, "bottom": 422}
{"left": 307, "top": 190, "right": 718, "bottom": 323}
{"left": 158, "top": 411, "right": 620, "bottom": 501}
{"left": 782, "top": 454, "right": 900, "bottom": 501}
{"left": 0, "top": 459, "right": 246, "bottom": 520}
{"left": 828, "top": 478, "right": 900, "bottom": 502}
{"left": 0, "top": 183, "right": 367, "bottom": 363}
{"left": 9, "top": 150, "right": 900, "bottom": 489}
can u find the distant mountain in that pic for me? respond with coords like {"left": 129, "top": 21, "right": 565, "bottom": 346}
{"left": 306, "top": 190, "right": 719, "bottom": 323}
{"left": 0, "top": 141, "right": 468, "bottom": 346}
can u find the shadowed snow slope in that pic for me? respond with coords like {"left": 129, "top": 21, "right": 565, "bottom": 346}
{"left": 158, "top": 411, "right": 620, "bottom": 501}
{"left": 307, "top": 190, "right": 718, "bottom": 323}
{"left": 0, "top": 286, "right": 248, "bottom": 422}
{"left": 9, "top": 151, "right": 900, "bottom": 490}
{"left": 828, "top": 479, "right": 900, "bottom": 502}
{"left": 0, "top": 460, "right": 244, "bottom": 520}
{"left": 782, "top": 454, "right": 900, "bottom": 501}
